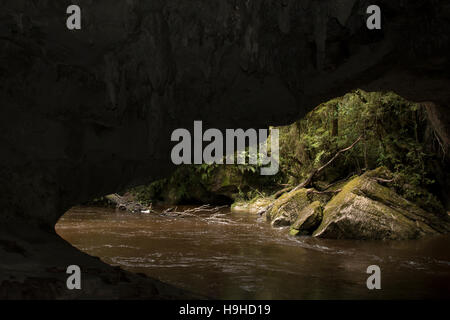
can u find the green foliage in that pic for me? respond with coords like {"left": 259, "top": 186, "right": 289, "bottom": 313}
{"left": 196, "top": 163, "right": 220, "bottom": 182}
{"left": 128, "top": 90, "right": 445, "bottom": 212}
{"left": 277, "top": 90, "right": 444, "bottom": 212}
{"left": 130, "top": 179, "right": 167, "bottom": 206}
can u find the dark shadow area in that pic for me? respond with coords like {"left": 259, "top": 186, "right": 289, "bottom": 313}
{"left": 1, "top": 0, "right": 450, "bottom": 299}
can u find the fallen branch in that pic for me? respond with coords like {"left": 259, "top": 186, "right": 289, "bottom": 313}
{"left": 159, "top": 204, "right": 228, "bottom": 217}
{"left": 291, "top": 135, "right": 363, "bottom": 193}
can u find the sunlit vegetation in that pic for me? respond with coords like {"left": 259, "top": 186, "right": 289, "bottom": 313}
{"left": 128, "top": 90, "right": 446, "bottom": 213}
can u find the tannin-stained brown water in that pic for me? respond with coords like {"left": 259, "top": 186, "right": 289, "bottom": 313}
{"left": 56, "top": 206, "right": 450, "bottom": 299}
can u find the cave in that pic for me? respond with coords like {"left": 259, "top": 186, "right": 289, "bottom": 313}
{"left": 1, "top": 0, "right": 449, "bottom": 299}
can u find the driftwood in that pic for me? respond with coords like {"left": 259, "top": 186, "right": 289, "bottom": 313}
{"left": 104, "top": 196, "right": 227, "bottom": 217}
{"left": 158, "top": 205, "right": 228, "bottom": 217}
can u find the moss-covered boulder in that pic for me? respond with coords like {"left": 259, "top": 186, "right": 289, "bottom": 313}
{"left": 290, "top": 201, "right": 323, "bottom": 236}
{"left": 276, "top": 90, "right": 448, "bottom": 214}
{"left": 313, "top": 168, "right": 450, "bottom": 240}
{"left": 265, "top": 188, "right": 311, "bottom": 227}
{"left": 265, "top": 188, "right": 330, "bottom": 227}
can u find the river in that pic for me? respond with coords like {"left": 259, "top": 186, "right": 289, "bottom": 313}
{"left": 55, "top": 206, "right": 450, "bottom": 299}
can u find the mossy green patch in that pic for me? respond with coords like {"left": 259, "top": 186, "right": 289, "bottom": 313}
{"left": 267, "top": 188, "right": 313, "bottom": 226}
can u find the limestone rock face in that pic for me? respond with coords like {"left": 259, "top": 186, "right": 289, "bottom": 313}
{"left": 2, "top": 0, "right": 450, "bottom": 227}
{"left": 313, "top": 169, "right": 450, "bottom": 240}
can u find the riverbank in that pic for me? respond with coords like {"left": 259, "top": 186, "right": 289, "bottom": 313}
{"left": 232, "top": 167, "right": 450, "bottom": 240}
{"left": 120, "top": 90, "right": 450, "bottom": 241}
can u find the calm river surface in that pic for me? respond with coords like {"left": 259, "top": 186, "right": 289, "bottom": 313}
{"left": 56, "top": 206, "right": 450, "bottom": 299}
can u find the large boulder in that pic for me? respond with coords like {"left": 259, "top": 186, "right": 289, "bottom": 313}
{"left": 313, "top": 168, "right": 450, "bottom": 240}
{"left": 290, "top": 201, "right": 323, "bottom": 236}
{"left": 266, "top": 189, "right": 312, "bottom": 227}
{"left": 266, "top": 188, "right": 330, "bottom": 227}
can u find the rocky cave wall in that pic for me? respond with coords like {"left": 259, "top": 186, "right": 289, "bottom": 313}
{"left": 0, "top": 0, "right": 449, "bottom": 298}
